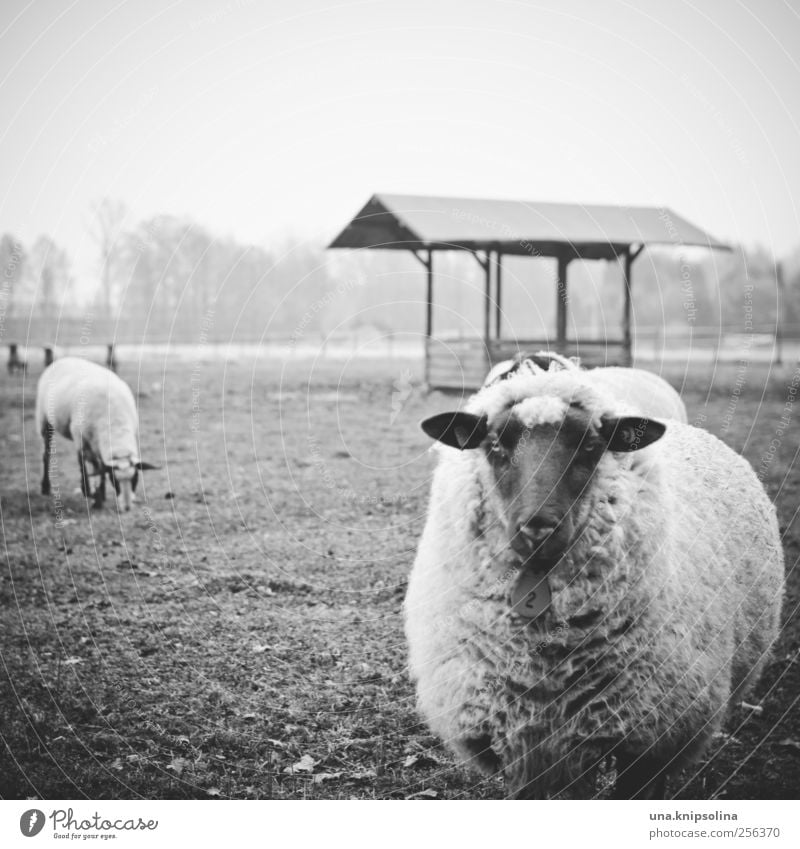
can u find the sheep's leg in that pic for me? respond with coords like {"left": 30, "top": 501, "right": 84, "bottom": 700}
{"left": 460, "top": 735, "right": 501, "bottom": 775}
{"left": 612, "top": 754, "right": 669, "bottom": 800}
{"left": 93, "top": 469, "right": 106, "bottom": 509}
{"left": 77, "top": 449, "right": 91, "bottom": 497}
{"left": 41, "top": 424, "right": 53, "bottom": 495}
{"left": 646, "top": 772, "right": 668, "bottom": 800}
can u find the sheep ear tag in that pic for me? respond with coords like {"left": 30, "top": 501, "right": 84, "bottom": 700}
{"left": 510, "top": 569, "right": 551, "bottom": 621}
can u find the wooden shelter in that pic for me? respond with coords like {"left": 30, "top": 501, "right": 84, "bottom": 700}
{"left": 328, "top": 193, "right": 729, "bottom": 389}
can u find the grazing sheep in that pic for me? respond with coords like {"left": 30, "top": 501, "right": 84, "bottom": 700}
{"left": 36, "top": 357, "right": 157, "bottom": 510}
{"left": 485, "top": 351, "right": 688, "bottom": 422}
{"left": 405, "top": 365, "right": 783, "bottom": 799}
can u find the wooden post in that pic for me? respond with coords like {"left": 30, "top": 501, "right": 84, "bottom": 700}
{"left": 465, "top": 248, "right": 493, "bottom": 377}
{"left": 425, "top": 249, "right": 433, "bottom": 339}
{"left": 44, "top": 347, "right": 54, "bottom": 368}
{"left": 776, "top": 260, "right": 784, "bottom": 366}
{"left": 484, "top": 251, "right": 492, "bottom": 347}
{"left": 495, "top": 253, "right": 503, "bottom": 341}
{"left": 622, "top": 249, "right": 633, "bottom": 365}
{"left": 8, "top": 343, "right": 27, "bottom": 374}
{"left": 556, "top": 255, "right": 569, "bottom": 352}
{"left": 106, "top": 343, "right": 117, "bottom": 372}
{"left": 424, "top": 249, "right": 433, "bottom": 386}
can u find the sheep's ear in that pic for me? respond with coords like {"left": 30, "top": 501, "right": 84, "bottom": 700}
{"left": 135, "top": 461, "right": 160, "bottom": 471}
{"left": 525, "top": 350, "right": 562, "bottom": 371}
{"left": 601, "top": 416, "right": 666, "bottom": 452}
{"left": 529, "top": 353, "right": 556, "bottom": 370}
{"left": 421, "top": 412, "right": 488, "bottom": 450}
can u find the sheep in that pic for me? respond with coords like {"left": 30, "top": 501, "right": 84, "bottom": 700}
{"left": 404, "top": 364, "right": 783, "bottom": 799}
{"left": 36, "top": 356, "right": 158, "bottom": 511}
{"left": 484, "top": 351, "right": 688, "bottom": 423}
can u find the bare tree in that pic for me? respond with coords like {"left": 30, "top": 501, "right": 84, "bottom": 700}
{"left": 89, "top": 198, "right": 128, "bottom": 319}
{"left": 0, "top": 234, "right": 26, "bottom": 321}
{"left": 29, "top": 235, "right": 71, "bottom": 319}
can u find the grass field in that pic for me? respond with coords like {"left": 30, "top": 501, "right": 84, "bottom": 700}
{"left": 1, "top": 354, "right": 799, "bottom": 799}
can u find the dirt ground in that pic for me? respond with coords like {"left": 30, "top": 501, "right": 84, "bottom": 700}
{"left": 1, "top": 354, "right": 798, "bottom": 799}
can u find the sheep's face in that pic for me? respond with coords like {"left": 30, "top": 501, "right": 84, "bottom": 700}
{"left": 484, "top": 404, "right": 606, "bottom": 561}
{"left": 421, "top": 400, "right": 666, "bottom": 563}
{"left": 106, "top": 461, "right": 137, "bottom": 511}
{"left": 105, "top": 459, "right": 159, "bottom": 511}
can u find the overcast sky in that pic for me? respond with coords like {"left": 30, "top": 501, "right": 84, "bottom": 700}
{"left": 2, "top": 0, "right": 799, "bottom": 284}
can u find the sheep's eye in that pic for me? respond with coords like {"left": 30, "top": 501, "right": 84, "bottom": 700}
{"left": 488, "top": 440, "right": 509, "bottom": 463}
{"left": 579, "top": 440, "right": 602, "bottom": 459}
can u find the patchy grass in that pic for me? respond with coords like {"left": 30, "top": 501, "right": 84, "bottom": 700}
{"left": 0, "top": 355, "right": 798, "bottom": 799}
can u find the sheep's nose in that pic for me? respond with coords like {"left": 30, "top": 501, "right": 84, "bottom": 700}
{"left": 517, "top": 518, "right": 558, "bottom": 545}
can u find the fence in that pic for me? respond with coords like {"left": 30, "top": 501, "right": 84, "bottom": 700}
{"left": 1, "top": 318, "right": 795, "bottom": 373}
{"left": 632, "top": 324, "right": 791, "bottom": 364}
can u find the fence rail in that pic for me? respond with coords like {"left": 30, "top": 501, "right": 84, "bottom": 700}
{"left": 2, "top": 319, "right": 796, "bottom": 375}
{"left": 1, "top": 317, "right": 796, "bottom": 347}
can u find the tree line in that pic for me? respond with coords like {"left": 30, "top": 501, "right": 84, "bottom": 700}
{"left": 1, "top": 199, "right": 797, "bottom": 345}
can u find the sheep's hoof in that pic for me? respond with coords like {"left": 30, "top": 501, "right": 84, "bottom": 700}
{"left": 462, "top": 735, "right": 501, "bottom": 774}
{"left": 612, "top": 757, "right": 669, "bottom": 800}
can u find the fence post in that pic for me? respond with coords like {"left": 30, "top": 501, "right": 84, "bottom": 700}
{"left": 775, "top": 261, "right": 784, "bottom": 366}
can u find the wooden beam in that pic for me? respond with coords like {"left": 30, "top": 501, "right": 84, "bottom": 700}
{"left": 468, "top": 249, "right": 490, "bottom": 271}
{"left": 622, "top": 248, "right": 633, "bottom": 365}
{"left": 410, "top": 249, "right": 432, "bottom": 268}
{"left": 495, "top": 253, "right": 503, "bottom": 340}
{"left": 630, "top": 243, "right": 645, "bottom": 261}
{"left": 556, "top": 255, "right": 570, "bottom": 350}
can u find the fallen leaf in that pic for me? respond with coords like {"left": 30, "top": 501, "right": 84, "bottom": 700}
{"left": 405, "top": 788, "right": 438, "bottom": 799}
{"left": 284, "top": 754, "right": 316, "bottom": 774}
{"left": 167, "top": 757, "right": 189, "bottom": 776}
{"left": 206, "top": 787, "right": 222, "bottom": 797}
{"left": 313, "top": 772, "right": 342, "bottom": 784}
{"left": 740, "top": 701, "right": 764, "bottom": 714}
{"left": 403, "top": 752, "right": 439, "bottom": 769}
